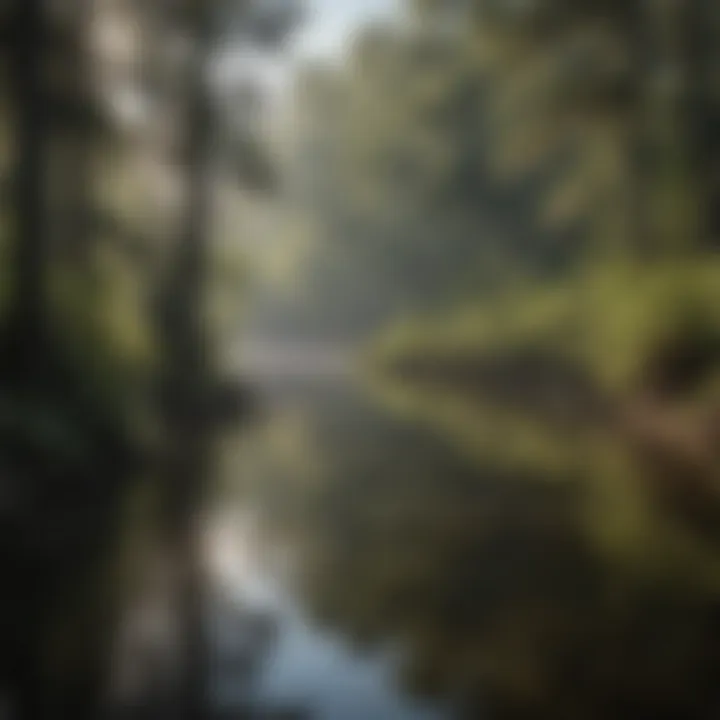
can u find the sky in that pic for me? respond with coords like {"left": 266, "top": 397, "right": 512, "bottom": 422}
{"left": 293, "top": 0, "right": 401, "bottom": 59}
{"left": 214, "top": 0, "right": 400, "bottom": 97}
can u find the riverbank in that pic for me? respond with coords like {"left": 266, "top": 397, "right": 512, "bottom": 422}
{"left": 370, "top": 260, "right": 720, "bottom": 482}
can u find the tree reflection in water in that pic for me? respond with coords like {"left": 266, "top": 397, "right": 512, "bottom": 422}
{"left": 229, "top": 377, "right": 720, "bottom": 720}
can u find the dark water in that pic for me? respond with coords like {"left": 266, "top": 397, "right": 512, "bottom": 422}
{"left": 209, "top": 369, "right": 720, "bottom": 720}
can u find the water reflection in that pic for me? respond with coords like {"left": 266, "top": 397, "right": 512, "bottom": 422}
{"left": 219, "top": 373, "right": 720, "bottom": 720}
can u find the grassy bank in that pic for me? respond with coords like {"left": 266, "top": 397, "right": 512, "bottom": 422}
{"left": 370, "top": 260, "right": 720, "bottom": 468}
{"left": 373, "top": 260, "right": 720, "bottom": 403}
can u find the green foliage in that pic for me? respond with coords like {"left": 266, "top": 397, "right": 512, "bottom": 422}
{"left": 0, "top": 0, "right": 301, "bottom": 713}
{"left": 579, "top": 260, "right": 720, "bottom": 393}
{"left": 247, "top": 22, "right": 550, "bottom": 340}
{"left": 251, "top": 0, "right": 720, "bottom": 345}
{"left": 374, "top": 260, "right": 720, "bottom": 398}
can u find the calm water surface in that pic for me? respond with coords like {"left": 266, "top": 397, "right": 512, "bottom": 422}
{"left": 211, "top": 362, "right": 720, "bottom": 720}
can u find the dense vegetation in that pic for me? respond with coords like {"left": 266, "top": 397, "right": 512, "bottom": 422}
{"left": 248, "top": 0, "right": 720, "bottom": 439}
{"left": 0, "top": 1, "right": 297, "bottom": 717}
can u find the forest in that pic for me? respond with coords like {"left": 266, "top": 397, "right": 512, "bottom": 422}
{"left": 235, "top": 5, "right": 720, "bottom": 712}
{"left": 247, "top": 0, "right": 720, "bottom": 458}
{"left": 0, "top": 0, "right": 298, "bottom": 718}
{"left": 3, "top": 0, "right": 720, "bottom": 717}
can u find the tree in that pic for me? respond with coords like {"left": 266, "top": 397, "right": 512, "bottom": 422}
{"left": 413, "top": 0, "right": 720, "bottom": 258}
{"left": 247, "top": 20, "right": 550, "bottom": 341}
{"left": 149, "top": 2, "right": 300, "bottom": 716}
{"left": 4, "top": 0, "right": 51, "bottom": 373}
{"left": 0, "top": 1, "right": 300, "bottom": 717}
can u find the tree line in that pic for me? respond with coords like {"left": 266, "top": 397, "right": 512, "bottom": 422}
{"left": 248, "top": 0, "right": 720, "bottom": 368}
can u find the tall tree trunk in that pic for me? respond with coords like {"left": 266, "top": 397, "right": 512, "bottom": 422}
{"left": 57, "top": 0, "right": 95, "bottom": 264}
{"left": 6, "top": 0, "right": 50, "bottom": 373}
{"left": 625, "top": 0, "right": 654, "bottom": 259}
{"left": 159, "top": 1, "right": 216, "bottom": 717}
{"left": 678, "top": 0, "right": 717, "bottom": 248}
